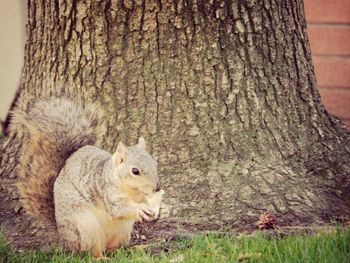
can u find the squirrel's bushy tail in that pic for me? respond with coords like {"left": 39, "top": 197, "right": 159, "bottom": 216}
{"left": 12, "top": 98, "right": 105, "bottom": 230}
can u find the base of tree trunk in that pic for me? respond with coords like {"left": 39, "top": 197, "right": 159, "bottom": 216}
{"left": 1, "top": 132, "right": 349, "bottom": 250}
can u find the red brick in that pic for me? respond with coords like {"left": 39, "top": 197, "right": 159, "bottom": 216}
{"left": 304, "top": 0, "right": 350, "bottom": 23}
{"left": 313, "top": 57, "right": 350, "bottom": 88}
{"left": 308, "top": 25, "right": 350, "bottom": 56}
{"left": 318, "top": 89, "right": 350, "bottom": 119}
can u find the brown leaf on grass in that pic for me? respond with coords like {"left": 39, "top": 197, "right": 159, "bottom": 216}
{"left": 256, "top": 213, "right": 276, "bottom": 230}
{"left": 237, "top": 252, "right": 262, "bottom": 261}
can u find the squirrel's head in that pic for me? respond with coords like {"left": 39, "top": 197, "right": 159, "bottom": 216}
{"left": 112, "top": 137, "right": 160, "bottom": 194}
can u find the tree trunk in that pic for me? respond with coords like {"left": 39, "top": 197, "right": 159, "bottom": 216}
{"left": 1, "top": 0, "right": 349, "bottom": 249}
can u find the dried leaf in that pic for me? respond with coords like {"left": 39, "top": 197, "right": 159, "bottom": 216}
{"left": 256, "top": 213, "right": 276, "bottom": 230}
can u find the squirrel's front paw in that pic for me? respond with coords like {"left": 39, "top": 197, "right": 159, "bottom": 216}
{"left": 137, "top": 203, "right": 156, "bottom": 222}
{"left": 159, "top": 203, "right": 170, "bottom": 219}
{"left": 146, "top": 190, "right": 164, "bottom": 218}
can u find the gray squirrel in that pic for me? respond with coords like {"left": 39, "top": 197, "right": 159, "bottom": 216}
{"left": 12, "top": 98, "right": 168, "bottom": 259}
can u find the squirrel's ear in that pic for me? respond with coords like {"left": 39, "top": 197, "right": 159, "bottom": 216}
{"left": 138, "top": 137, "right": 146, "bottom": 149}
{"left": 113, "top": 141, "right": 127, "bottom": 166}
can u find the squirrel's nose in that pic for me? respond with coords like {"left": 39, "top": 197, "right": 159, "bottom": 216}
{"left": 154, "top": 184, "right": 161, "bottom": 192}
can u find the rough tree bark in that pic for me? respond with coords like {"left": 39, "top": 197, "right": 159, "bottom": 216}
{"left": 0, "top": 0, "right": 349, "bottom": 249}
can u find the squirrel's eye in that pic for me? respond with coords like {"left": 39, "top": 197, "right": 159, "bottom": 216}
{"left": 132, "top": 168, "right": 140, "bottom": 176}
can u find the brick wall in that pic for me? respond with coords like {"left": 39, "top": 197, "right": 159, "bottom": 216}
{"left": 304, "top": 0, "right": 350, "bottom": 129}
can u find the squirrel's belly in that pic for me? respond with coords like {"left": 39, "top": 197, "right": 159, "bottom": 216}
{"left": 90, "top": 206, "right": 135, "bottom": 238}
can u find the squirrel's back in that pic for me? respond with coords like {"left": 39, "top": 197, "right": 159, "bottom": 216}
{"left": 12, "top": 98, "right": 105, "bottom": 230}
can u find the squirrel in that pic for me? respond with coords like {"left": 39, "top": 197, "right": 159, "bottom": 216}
{"left": 11, "top": 98, "right": 169, "bottom": 259}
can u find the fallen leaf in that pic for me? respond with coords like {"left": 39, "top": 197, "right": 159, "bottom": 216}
{"left": 256, "top": 213, "right": 276, "bottom": 230}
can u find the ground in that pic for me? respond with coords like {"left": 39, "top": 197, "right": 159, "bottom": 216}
{"left": 1, "top": 225, "right": 349, "bottom": 262}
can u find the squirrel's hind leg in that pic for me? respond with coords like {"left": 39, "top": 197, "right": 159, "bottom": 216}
{"left": 105, "top": 220, "right": 134, "bottom": 252}
{"left": 57, "top": 210, "right": 107, "bottom": 258}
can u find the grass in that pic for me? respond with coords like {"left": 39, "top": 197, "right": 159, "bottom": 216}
{"left": 0, "top": 228, "right": 349, "bottom": 263}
